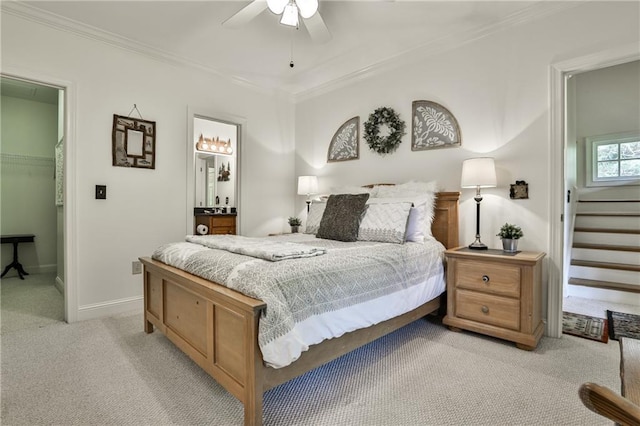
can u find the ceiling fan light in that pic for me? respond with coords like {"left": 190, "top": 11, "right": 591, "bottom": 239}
{"left": 280, "top": 3, "right": 299, "bottom": 27}
{"left": 296, "top": 0, "right": 318, "bottom": 19}
{"left": 267, "top": 0, "right": 288, "bottom": 15}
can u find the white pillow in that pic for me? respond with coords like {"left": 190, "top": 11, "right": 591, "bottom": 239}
{"left": 405, "top": 206, "right": 425, "bottom": 243}
{"left": 371, "top": 181, "right": 437, "bottom": 240}
{"left": 330, "top": 185, "right": 374, "bottom": 196}
{"left": 358, "top": 201, "right": 413, "bottom": 244}
{"left": 304, "top": 201, "right": 326, "bottom": 234}
{"left": 374, "top": 180, "right": 438, "bottom": 197}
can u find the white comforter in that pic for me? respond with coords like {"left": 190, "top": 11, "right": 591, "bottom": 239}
{"left": 153, "top": 234, "right": 446, "bottom": 368}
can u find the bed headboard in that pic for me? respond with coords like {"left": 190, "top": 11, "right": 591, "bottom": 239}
{"left": 432, "top": 192, "right": 460, "bottom": 249}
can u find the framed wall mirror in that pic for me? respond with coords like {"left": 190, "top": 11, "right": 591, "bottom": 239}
{"left": 186, "top": 108, "right": 243, "bottom": 235}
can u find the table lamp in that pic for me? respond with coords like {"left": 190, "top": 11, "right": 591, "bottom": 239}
{"left": 461, "top": 157, "right": 496, "bottom": 250}
{"left": 297, "top": 175, "right": 318, "bottom": 212}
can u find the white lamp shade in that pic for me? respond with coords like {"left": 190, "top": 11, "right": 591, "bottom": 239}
{"left": 297, "top": 175, "right": 319, "bottom": 195}
{"left": 296, "top": 0, "right": 318, "bottom": 18}
{"left": 280, "top": 2, "right": 299, "bottom": 26}
{"left": 461, "top": 157, "right": 497, "bottom": 188}
{"left": 267, "top": 0, "right": 288, "bottom": 14}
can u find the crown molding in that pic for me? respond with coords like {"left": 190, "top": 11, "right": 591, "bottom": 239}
{"left": 3, "top": 1, "right": 579, "bottom": 104}
{"left": 291, "top": 1, "right": 580, "bottom": 103}
{"left": 1, "top": 2, "right": 289, "bottom": 99}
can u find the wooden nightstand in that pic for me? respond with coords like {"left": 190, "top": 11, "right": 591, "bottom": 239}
{"left": 442, "top": 247, "right": 545, "bottom": 350}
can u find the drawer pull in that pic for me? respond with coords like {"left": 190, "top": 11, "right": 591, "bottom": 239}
{"left": 481, "top": 305, "right": 489, "bottom": 314}
{"left": 482, "top": 275, "right": 490, "bottom": 283}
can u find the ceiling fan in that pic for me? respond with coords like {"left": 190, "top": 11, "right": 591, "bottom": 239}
{"left": 222, "top": 0, "right": 331, "bottom": 43}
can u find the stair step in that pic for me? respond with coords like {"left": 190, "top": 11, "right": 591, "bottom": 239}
{"left": 574, "top": 227, "right": 640, "bottom": 235}
{"left": 578, "top": 199, "right": 640, "bottom": 202}
{"left": 576, "top": 200, "right": 640, "bottom": 214}
{"left": 569, "top": 265, "right": 639, "bottom": 285}
{"left": 573, "top": 232, "right": 640, "bottom": 246}
{"left": 573, "top": 243, "right": 640, "bottom": 253}
{"left": 572, "top": 247, "right": 640, "bottom": 265}
{"left": 568, "top": 277, "right": 640, "bottom": 293}
{"left": 575, "top": 216, "right": 640, "bottom": 229}
{"left": 577, "top": 212, "right": 640, "bottom": 217}
{"left": 570, "top": 259, "right": 640, "bottom": 272}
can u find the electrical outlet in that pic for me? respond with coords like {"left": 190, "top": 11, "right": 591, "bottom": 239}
{"left": 132, "top": 260, "right": 142, "bottom": 275}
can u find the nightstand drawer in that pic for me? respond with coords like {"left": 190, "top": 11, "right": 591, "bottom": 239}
{"left": 456, "top": 289, "right": 520, "bottom": 331}
{"left": 455, "top": 260, "right": 520, "bottom": 298}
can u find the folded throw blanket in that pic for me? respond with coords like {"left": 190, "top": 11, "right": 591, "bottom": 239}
{"left": 185, "top": 235, "right": 326, "bottom": 261}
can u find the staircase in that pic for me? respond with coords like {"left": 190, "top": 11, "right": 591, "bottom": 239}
{"left": 568, "top": 199, "right": 640, "bottom": 304}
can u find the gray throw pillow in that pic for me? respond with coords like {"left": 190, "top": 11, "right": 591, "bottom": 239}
{"left": 316, "top": 193, "right": 370, "bottom": 242}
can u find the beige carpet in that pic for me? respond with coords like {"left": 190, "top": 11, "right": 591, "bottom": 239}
{"left": 1, "top": 272, "right": 64, "bottom": 334}
{"left": 1, "top": 310, "right": 621, "bottom": 425}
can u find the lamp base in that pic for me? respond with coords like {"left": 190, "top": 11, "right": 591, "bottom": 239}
{"left": 468, "top": 238, "right": 488, "bottom": 250}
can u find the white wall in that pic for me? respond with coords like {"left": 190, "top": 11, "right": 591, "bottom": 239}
{"left": 2, "top": 2, "right": 638, "bottom": 321}
{"left": 2, "top": 11, "right": 295, "bottom": 318}
{"left": 575, "top": 60, "right": 640, "bottom": 200}
{"left": 295, "top": 2, "right": 640, "bottom": 321}
{"left": 1, "top": 95, "right": 58, "bottom": 275}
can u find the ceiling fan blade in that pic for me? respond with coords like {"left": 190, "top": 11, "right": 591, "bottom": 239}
{"left": 303, "top": 12, "right": 331, "bottom": 43}
{"left": 222, "top": 0, "right": 268, "bottom": 28}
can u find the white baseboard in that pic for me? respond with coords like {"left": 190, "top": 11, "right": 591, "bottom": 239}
{"left": 55, "top": 276, "right": 64, "bottom": 295}
{"left": 0, "top": 264, "right": 57, "bottom": 278}
{"left": 77, "top": 296, "right": 143, "bottom": 321}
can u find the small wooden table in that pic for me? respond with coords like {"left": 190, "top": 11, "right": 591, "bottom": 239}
{"left": 1, "top": 234, "right": 35, "bottom": 280}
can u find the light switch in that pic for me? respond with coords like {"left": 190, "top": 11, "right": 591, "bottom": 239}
{"left": 96, "top": 185, "right": 107, "bottom": 200}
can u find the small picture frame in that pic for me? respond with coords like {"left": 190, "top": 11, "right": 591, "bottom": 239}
{"left": 112, "top": 114, "right": 156, "bottom": 169}
{"left": 510, "top": 180, "right": 529, "bottom": 199}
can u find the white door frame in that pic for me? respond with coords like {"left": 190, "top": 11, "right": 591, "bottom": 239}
{"left": 1, "top": 68, "right": 78, "bottom": 323}
{"left": 547, "top": 43, "right": 640, "bottom": 337}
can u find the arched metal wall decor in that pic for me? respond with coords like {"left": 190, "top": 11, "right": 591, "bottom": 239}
{"left": 327, "top": 116, "right": 360, "bottom": 162}
{"left": 411, "top": 100, "right": 461, "bottom": 151}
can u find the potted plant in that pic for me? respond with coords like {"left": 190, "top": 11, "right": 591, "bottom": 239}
{"left": 288, "top": 216, "right": 302, "bottom": 233}
{"left": 497, "top": 223, "right": 523, "bottom": 253}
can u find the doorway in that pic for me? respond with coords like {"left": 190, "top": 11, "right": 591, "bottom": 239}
{"left": 548, "top": 44, "right": 640, "bottom": 338}
{"left": 0, "top": 76, "right": 65, "bottom": 330}
{"left": 563, "top": 60, "right": 640, "bottom": 319}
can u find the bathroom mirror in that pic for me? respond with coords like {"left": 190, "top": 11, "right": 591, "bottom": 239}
{"left": 186, "top": 108, "right": 243, "bottom": 235}
{"left": 193, "top": 116, "right": 238, "bottom": 208}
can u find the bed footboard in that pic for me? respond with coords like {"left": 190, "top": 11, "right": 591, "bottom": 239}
{"left": 140, "top": 257, "right": 266, "bottom": 426}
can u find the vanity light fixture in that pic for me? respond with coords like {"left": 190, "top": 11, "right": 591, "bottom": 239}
{"left": 196, "top": 134, "right": 233, "bottom": 155}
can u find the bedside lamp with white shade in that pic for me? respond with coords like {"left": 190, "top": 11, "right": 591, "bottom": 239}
{"left": 297, "top": 175, "right": 318, "bottom": 212}
{"left": 461, "top": 157, "right": 497, "bottom": 250}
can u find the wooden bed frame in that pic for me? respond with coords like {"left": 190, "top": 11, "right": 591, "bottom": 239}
{"left": 140, "top": 191, "right": 459, "bottom": 426}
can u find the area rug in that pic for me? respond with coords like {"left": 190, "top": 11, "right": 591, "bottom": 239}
{"left": 606, "top": 310, "right": 640, "bottom": 340}
{"left": 562, "top": 311, "right": 608, "bottom": 343}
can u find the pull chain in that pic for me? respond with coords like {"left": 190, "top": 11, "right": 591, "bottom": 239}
{"left": 289, "top": 26, "right": 297, "bottom": 68}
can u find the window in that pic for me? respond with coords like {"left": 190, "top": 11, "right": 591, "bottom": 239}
{"left": 586, "top": 132, "right": 640, "bottom": 187}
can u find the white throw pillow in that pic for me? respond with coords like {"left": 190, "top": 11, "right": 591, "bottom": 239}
{"left": 371, "top": 181, "right": 438, "bottom": 240}
{"left": 304, "top": 201, "right": 326, "bottom": 234}
{"left": 329, "top": 185, "right": 375, "bottom": 196}
{"left": 358, "top": 201, "right": 413, "bottom": 244}
{"left": 405, "top": 206, "right": 425, "bottom": 243}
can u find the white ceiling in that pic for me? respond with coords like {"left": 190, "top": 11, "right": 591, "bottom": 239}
{"left": 13, "top": 1, "right": 571, "bottom": 96}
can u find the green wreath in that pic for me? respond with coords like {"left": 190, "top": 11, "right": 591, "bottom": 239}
{"left": 363, "top": 107, "right": 406, "bottom": 155}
